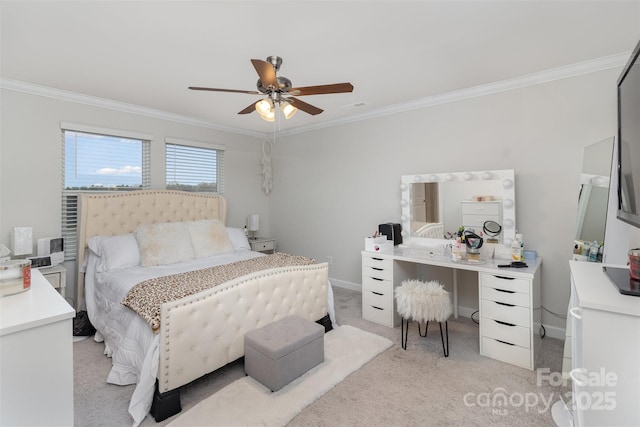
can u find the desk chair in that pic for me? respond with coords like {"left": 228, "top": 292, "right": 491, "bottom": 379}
{"left": 395, "top": 279, "right": 452, "bottom": 356}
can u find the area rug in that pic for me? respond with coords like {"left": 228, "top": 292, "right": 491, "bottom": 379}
{"left": 167, "top": 325, "right": 393, "bottom": 427}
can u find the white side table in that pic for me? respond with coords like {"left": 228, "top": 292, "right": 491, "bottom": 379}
{"left": 250, "top": 237, "right": 276, "bottom": 254}
{"left": 39, "top": 264, "right": 67, "bottom": 299}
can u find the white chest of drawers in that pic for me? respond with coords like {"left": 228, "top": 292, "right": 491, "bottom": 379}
{"left": 479, "top": 272, "right": 540, "bottom": 369}
{"left": 361, "top": 254, "right": 398, "bottom": 327}
{"left": 460, "top": 201, "right": 502, "bottom": 233}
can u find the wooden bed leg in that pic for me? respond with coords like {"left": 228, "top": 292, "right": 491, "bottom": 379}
{"left": 150, "top": 380, "right": 182, "bottom": 422}
{"left": 316, "top": 313, "right": 333, "bottom": 333}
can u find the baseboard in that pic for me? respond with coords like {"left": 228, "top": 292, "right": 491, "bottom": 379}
{"left": 329, "top": 278, "right": 361, "bottom": 292}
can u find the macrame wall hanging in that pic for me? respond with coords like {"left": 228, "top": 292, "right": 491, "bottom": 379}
{"left": 260, "top": 140, "right": 273, "bottom": 195}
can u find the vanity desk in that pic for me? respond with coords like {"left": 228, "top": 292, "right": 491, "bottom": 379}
{"left": 362, "top": 247, "right": 542, "bottom": 369}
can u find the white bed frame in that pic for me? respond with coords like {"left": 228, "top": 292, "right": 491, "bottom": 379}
{"left": 76, "top": 190, "right": 329, "bottom": 421}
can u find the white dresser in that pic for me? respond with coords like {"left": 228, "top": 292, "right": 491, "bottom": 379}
{"left": 0, "top": 269, "right": 75, "bottom": 426}
{"left": 460, "top": 201, "right": 502, "bottom": 233}
{"left": 563, "top": 261, "right": 640, "bottom": 426}
{"left": 361, "top": 248, "right": 541, "bottom": 369}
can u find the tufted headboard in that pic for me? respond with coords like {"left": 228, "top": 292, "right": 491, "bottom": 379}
{"left": 76, "top": 190, "right": 227, "bottom": 310}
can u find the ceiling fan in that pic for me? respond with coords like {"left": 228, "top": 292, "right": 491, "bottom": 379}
{"left": 188, "top": 56, "right": 354, "bottom": 122}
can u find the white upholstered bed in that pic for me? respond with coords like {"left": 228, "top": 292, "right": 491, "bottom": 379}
{"left": 76, "top": 190, "right": 333, "bottom": 425}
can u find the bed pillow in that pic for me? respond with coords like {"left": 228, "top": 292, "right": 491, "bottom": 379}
{"left": 135, "top": 222, "right": 195, "bottom": 267}
{"left": 226, "top": 227, "right": 251, "bottom": 251}
{"left": 188, "top": 219, "right": 234, "bottom": 258}
{"left": 88, "top": 233, "right": 140, "bottom": 272}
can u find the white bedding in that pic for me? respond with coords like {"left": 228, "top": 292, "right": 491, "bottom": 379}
{"left": 84, "top": 249, "right": 336, "bottom": 425}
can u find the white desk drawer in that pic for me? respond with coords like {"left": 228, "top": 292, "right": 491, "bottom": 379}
{"left": 482, "top": 337, "right": 531, "bottom": 369}
{"left": 481, "top": 299, "right": 530, "bottom": 327}
{"left": 461, "top": 214, "right": 501, "bottom": 228}
{"left": 362, "top": 288, "right": 393, "bottom": 311}
{"left": 362, "top": 265, "right": 393, "bottom": 281}
{"left": 481, "top": 286, "right": 530, "bottom": 307}
{"left": 362, "top": 255, "right": 392, "bottom": 270}
{"left": 362, "top": 302, "right": 394, "bottom": 327}
{"left": 482, "top": 318, "right": 530, "bottom": 348}
{"left": 253, "top": 240, "right": 275, "bottom": 251}
{"left": 480, "top": 273, "right": 530, "bottom": 294}
{"left": 461, "top": 202, "right": 501, "bottom": 215}
{"left": 362, "top": 276, "right": 393, "bottom": 295}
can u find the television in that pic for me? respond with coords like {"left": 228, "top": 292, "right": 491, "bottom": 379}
{"left": 617, "top": 38, "right": 640, "bottom": 228}
{"left": 607, "top": 38, "right": 640, "bottom": 297}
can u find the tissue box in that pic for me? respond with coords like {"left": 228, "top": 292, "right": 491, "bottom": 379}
{"left": 365, "top": 237, "right": 393, "bottom": 252}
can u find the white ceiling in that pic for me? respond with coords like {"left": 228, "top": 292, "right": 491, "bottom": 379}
{"left": 2, "top": 1, "right": 639, "bottom": 136}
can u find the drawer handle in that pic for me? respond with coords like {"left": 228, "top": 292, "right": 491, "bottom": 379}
{"left": 496, "top": 339, "right": 515, "bottom": 346}
{"left": 494, "top": 320, "right": 516, "bottom": 327}
{"left": 372, "top": 277, "right": 383, "bottom": 281}
{"left": 494, "top": 275, "right": 515, "bottom": 280}
{"left": 494, "top": 288, "right": 515, "bottom": 294}
{"left": 495, "top": 301, "right": 515, "bottom": 307}
{"left": 372, "top": 291, "right": 383, "bottom": 296}
{"left": 372, "top": 258, "right": 383, "bottom": 261}
{"left": 371, "top": 306, "right": 383, "bottom": 311}
{"left": 372, "top": 267, "right": 383, "bottom": 271}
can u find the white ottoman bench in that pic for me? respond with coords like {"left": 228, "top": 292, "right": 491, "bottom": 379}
{"left": 244, "top": 315, "right": 325, "bottom": 392}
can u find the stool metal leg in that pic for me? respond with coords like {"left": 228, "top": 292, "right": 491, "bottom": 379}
{"left": 418, "top": 321, "right": 429, "bottom": 337}
{"left": 439, "top": 321, "right": 449, "bottom": 357}
{"left": 401, "top": 317, "right": 409, "bottom": 350}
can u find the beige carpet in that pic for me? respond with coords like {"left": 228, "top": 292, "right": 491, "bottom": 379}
{"left": 167, "top": 325, "right": 392, "bottom": 427}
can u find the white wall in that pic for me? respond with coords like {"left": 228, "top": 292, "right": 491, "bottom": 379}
{"left": 270, "top": 68, "right": 623, "bottom": 334}
{"left": 0, "top": 89, "right": 267, "bottom": 306}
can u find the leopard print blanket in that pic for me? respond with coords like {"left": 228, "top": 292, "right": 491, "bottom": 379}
{"left": 121, "top": 253, "right": 316, "bottom": 333}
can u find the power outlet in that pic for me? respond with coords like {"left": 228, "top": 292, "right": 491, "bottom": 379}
{"left": 327, "top": 256, "right": 333, "bottom": 265}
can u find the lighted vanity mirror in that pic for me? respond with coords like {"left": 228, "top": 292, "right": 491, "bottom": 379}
{"left": 400, "top": 169, "right": 516, "bottom": 245}
{"left": 575, "top": 137, "right": 613, "bottom": 244}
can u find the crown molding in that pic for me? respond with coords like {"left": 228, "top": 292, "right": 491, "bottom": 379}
{"left": 1, "top": 52, "right": 629, "bottom": 140}
{"left": 277, "top": 52, "right": 630, "bottom": 137}
{"left": 0, "top": 78, "right": 266, "bottom": 139}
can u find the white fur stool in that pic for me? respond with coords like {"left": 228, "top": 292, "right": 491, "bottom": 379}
{"left": 394, "top": 279, "right": 452, "bottom": 356}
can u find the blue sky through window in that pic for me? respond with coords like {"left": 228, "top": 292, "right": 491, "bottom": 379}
{"left": 64, "top": 131, "right": 142, "bottom": 189}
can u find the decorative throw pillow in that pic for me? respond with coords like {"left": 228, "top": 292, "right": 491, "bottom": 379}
{"left": 88, "top": 233, "right": 140, "bottom": 272}
{"left": 226, "top": 227, "right": 251, "bottom": 251}
{"left": 135, "top": 222, "right": 194, "bottom": 267}
{"left": 188, "top": 219, "right": 234, "bottom": 258}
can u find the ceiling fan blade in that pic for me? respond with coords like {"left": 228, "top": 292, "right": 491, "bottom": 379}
{"left": 238, "top": 102, "right": 256, "bottom": 115}
{"left": 251, "top": 59, "right": 278, "bottom": 89}
{"left": 189, "top": 86, "right": 260, "bottom": 95}
{"left": 288, "top": 97, "right": 323, "bottom": 115}
{"left": 288, "top": 83, "right": 354, "bottom": 96}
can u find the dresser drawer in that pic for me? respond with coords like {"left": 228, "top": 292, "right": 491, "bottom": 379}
{"left": 482, "top": 318, "right": 530, "bottom": 348}
{"left": 481, "top": 299, "right": 530, "bottom": 327}
{"left": 362, "top": 265, "right": 393, "bottom": 281}
{"left": 251, "top": 240, "right": 275, "bottom": 252}
{"left": 461, "top": 214, "right": 501, "bottom": 229}
{"left": 480, "top": 273, "right": 530, "bottom": 294}
{"left": 362, "top": 276, "right": 393, "bottom": 295}
{"left": 481, "top": 337, "right": 531, "bottom": 369}
{"left": 43, "top": 272, "right": 61, "bottom": 288}
{"left": 362, "top": 255, "right": 392, "bottom": 270}
{"left": 362, "top": 301, "right": 394, "bottom": 327}
{"left": 460, "top": 202, "right": 501, "bottom": 215}
{"left": 481, "top": 286, "right": 530, "bottom": 307}
{"left": 362, "top": 288, "right": 393, "bottom": 311}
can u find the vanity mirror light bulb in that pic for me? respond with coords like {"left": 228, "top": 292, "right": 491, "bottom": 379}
{"left": 400, "top": 215, "right": 408, "bottom": 222}
{"left": 413, "top": 175, "right": 422, "bottom": 182}
{"left": 503, "top": 199, "right": 514, "bottom": 208}
{"left": 400, "top": 199, "right": 409, "bottom": 207}
{"left": 503, "top": 179, "right": 514, "bottom": 189}
{"left": 463, "top": 173, "right": 474, "bottom": 181}
{"left": 482, "top": 171, "right": 493, "bottom": 180}
{"left": 428, "top": 174, "right": 439, "bottom": 182}
{"left": 445, "top": 174, "right": 455, "bottom": 182}
{"left": 400, "top": 183, "right": 408, "bottom": 191}
{"left": 503, "top": 219, "right": 514, "bottom": 229}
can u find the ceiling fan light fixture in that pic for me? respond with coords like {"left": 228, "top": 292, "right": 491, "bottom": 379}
{"left": 255, "top": 98, "right": 275, "bottom": 122}
{"left": 280, "top": 100, "right": 298, "bottom": 120}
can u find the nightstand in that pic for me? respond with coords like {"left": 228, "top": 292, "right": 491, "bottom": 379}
{"left": 39, "top": 265, "right": 67, "bottom": 299}
{"left": 250, "top": 237, "right": 276, "bottom": 254}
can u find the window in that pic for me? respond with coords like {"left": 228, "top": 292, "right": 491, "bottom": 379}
{"left": 165, "top": 138, "right": 225, "bottom": 194}
{"left": 61, "top": 124, "right": 151, "bottom": 260}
